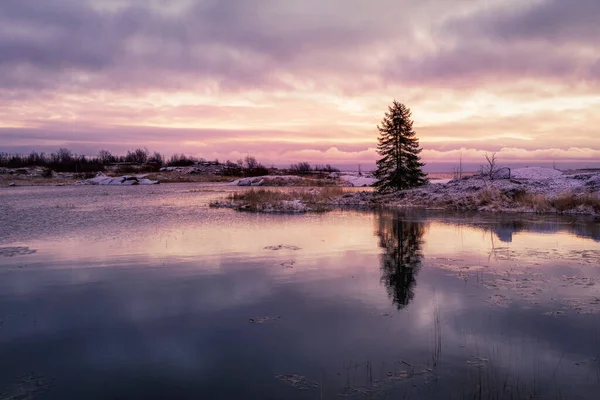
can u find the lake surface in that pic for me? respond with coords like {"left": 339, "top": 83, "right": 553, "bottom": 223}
{"left": 1, "top": 184, "right": 600, "bottom": 399}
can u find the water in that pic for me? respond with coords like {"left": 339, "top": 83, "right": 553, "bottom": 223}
{"left": 1, "top": 184, "right": 600, "bottom": 399}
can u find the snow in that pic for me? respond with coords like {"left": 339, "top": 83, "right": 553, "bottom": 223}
{"left": 79, "top": 173, "right": 158, "bottom": 185}
{"left": 511, "top": 167, "right": 563, "bottom": 180}
{"left": 228, "top": 173, "right": 376, "bottom": 187}
{"left": 229, "top": 175, "right": 307, "bottom": 186}
{"left": 430, "top": 179, "right": 452, "bottom": 185}
{"left": 280, "top": 200, "right": 310, "bottom": 213}
{"left": 339, "top": 174, "right": 376, "bottom": 187}
{"left": 334, "top": 168, "right": 600, "bottom": 215}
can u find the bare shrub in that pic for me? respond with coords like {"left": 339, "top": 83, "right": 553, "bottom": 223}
{"left": 476, "top": 187, "right": 503, "bottom": 206}
{"left": 480, "top": 152, "right": 499, "bottom": 179}
{"left": 513, "top": 191, "right": 600, "bottom": 213}
{"left": 290, "top": 162, "right": 312, "bottom": 175}
{"left": 551, "top": 192, "right": 600, "bottom": 213}
{"left": 513, "top": 192, "right": 552, "bottom": 213}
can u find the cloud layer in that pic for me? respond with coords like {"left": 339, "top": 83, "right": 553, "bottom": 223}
{"left": 1, "top": 0, "right": 599, "bottom": 169}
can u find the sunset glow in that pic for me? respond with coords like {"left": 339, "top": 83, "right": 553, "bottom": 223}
{"left": 2, "top": 0, "right": 599, "bottom": 169}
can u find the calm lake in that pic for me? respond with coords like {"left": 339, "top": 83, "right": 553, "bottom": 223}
{"left": 1, "top": 184, "right": 600, "bottom": 399}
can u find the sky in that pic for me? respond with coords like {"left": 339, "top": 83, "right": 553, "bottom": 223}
{"left": 1, "top": 0, "right": 599, "bottom": 170}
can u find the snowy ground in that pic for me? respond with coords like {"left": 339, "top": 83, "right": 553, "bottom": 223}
{"left": 334, "top": 167, "right": 600, "bottom": 215}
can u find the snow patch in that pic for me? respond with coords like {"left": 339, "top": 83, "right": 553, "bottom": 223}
{"left": 511, "top": 167, "right": 563, "bottom": 180}
{"left": 430, "top": 179, "right": 452, "bottom": 185}
{"left": 79, "top": 173, "right": 158, "bottom": 185}
{"left": 339, "top": 174, "right": 376, "bottom": 187}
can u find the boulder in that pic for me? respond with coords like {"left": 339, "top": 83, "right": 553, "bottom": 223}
{"left": 492, "top": 167, "right": 511, "bottom": 180}
{"left": 327, "top": 172, "right": 339, "bottom": 179}
{"left": 585, "top": 175, "right": 600, "bottom": 191}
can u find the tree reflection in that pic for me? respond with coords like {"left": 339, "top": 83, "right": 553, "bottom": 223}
{"left": 376, "top": 212, "right": 426, "bottom": 309}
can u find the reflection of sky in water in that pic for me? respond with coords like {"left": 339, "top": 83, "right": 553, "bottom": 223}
{"left": 1, "top": 185, "right": 600, "bottom": 399}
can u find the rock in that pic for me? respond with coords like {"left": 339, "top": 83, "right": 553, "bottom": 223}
{"left": 237, "top": 178, "right": 252, "bottom": 186}
{"left": 80, "top": 173, "right": 158, "bottom": 185}
{"left": 585, "top": 175, "right": 600, "bottom": 191}
{"left": 327, "top": 172, "right": 339, "bottom": 179}
{"left": 8, "top": 182, "right": 16, "bottom": 187}
{"left": 491, "top": 167, "right": 511, "bottom": 180}
{"left": 511, "top": 167, "right": 562, "bottom": 180}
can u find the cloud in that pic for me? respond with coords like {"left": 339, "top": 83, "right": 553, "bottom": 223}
{"left": 464, "top": 0, "right": 600, "bottom": 45}
{"left": 1, "top": 0, "right": 600, "bottom": 168}
{"left": 0, "top": 0, "right": 481, "bottom": 94}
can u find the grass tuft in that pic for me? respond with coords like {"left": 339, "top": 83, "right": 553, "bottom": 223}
{"left": 210, "top": 187, "right": 348, "bottom": 212}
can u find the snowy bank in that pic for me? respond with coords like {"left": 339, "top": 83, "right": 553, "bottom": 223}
{"left": 339, "top": 174, "right": 376, "bottom": 187}
{"left": 213, "top": 167, "right": 600, "bottom": 215}
{"left": 78, "top": 173, "right": 159, "bottom": 185}
{"left": 335, "top": 168, "right": 600, "bottom": 215}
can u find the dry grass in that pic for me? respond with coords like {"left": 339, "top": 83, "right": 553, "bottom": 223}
{"left": 211, "top": 187, "right": 348, "bottom": 212}
{"left": 503, "top": 190, "right": 600, "bottom": 213}
{"left": 551, "top": 192, "right": 600, "bottom": 212}
{"left": 229, "top": 187, "right": 346, "bottom": 202}
{"left": 512, "top": 191, "right": 553, "bottom": 213}
{"left": 476, "top": 187, "right": 503, "bottom": 206}
{"left": 430, "top": 187, "right": 600, "bottom": 214}
{"left": 1, "top": 175, "right": 77, "bottom": 186}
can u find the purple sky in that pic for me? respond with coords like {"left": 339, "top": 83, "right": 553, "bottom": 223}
{"left": 1, "top": 0, "right": 599, "bottom": 169}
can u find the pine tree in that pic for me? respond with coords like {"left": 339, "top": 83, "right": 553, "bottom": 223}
{"left": 374, "top": 101, "right": 427, "bottom": 193}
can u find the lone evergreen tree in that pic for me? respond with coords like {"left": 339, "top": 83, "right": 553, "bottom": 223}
{"left": 374, "top": 101, "right": 427, "bottom": 192}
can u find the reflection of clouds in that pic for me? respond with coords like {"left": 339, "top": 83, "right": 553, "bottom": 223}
{"left": 424, "top": 221, "right": 600, "bottom": 267}
{"left": 3, "top": 192, "right": 600, "bottom": 396}
{"left": 1, "top": 188, "right": 379, "bottom": 267}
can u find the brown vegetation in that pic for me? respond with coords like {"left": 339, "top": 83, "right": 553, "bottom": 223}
{"left": 411, "top": 187, "right": 600, "bottom": 214}
{"left": 210, "top": 187, "right": 348, "bottom": 212}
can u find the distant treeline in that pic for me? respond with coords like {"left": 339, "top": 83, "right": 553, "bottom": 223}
{"left": 0, "top": 148, "right": 339, "bottom": 177}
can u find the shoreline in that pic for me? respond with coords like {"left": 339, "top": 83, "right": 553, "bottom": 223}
{"left": 212, "top": 168, "right": 600, "bottom": 216}
{"left": 5, "top": 167, "right": 600, "bottom": 217}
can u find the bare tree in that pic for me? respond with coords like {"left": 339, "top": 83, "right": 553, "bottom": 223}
{"left": 480, "top": 152, "right": 499, "bottom": 179}
{"left": 452, "top": 165, "right": 460, "bottom": 180}
{"left": 98, "top": 149, "right": 114, "bottom": 164}
{"left": 244, "top": 155, "right": 259, "bottom": 170}
{"left": 290, "top": 162, "right": 312, "bottom": 175}
{"left": 459, "top": 149, "right": 463, "bottom": 179}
